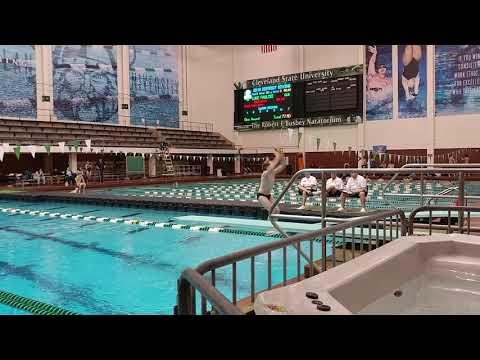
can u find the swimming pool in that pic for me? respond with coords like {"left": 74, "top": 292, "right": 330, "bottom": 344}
{"left": 0, "top": 199, "right": 328, "bottom": 315}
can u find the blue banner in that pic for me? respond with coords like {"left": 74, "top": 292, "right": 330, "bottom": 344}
{"left": 0, "top": 45, "right": 36, "bottom": 118}
{"left": 366, "top": 45, "right": 393, "bottom": 120}
{"left": 372, "top": 145, "right": 387, "bottom": 154}
{"left": 436, "top": 45, "right": 480, "bottom": 116}
{"left": 53, "top": 45, "right": 118, "bottom": 123}
{"left": 398, "top": 45, "right": 427, "bottom": 119}
{"left": 129, "top": 45, "right": 179, "bottom": 127}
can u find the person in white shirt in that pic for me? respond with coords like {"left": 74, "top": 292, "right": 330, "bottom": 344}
{"left": 338, "top": 170, "right": 368, "bottom": 213}
{"left": 33, "top": 169, "right": 46, "bottom": 185}
{"left": 326, "top": 172, "right": 344, "bottom": 197}
{"left": 358, "top": 152, "right": 367, "bottom": 168}
{"left": 297, "top": 172, "right": 318, "bottom": 209}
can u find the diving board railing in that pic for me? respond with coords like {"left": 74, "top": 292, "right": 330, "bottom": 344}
{"left": 408, "top": 205, "right": 480, "bottom": 235}
{"left": 176, "top": 209, "right": 407, "bottom": 315}
{"left": 269, "top": 167, "right": 480, "bottom": 240}
{"left": 380, "top": 163, "right": 480, "bottom": 210}
{"left": 427, "top": 186, "right": 459, "bottom": 206}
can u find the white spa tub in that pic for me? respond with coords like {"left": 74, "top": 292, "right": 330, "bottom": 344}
{"left": 254, "top": 233, "right": 480, "bottom": 315}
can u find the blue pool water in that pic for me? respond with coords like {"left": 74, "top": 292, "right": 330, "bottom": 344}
{"left": 0, "top": 199, "right": 327, "bottom": 315}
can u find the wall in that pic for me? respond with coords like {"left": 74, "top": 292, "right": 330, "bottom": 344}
{"left": 213, "top": 45, "right": 480, "bottom": 155}
{"left": 185, "top": 46, "right": 234, "bottom": 140}
{"left": 1, "top": 45, "right": 480, "bottom": 154}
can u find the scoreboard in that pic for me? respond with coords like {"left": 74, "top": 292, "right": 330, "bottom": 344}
{"left": 234, "top": 65, "right": 363, "bottom": 131}
{"left": 305, "top": 76, "right": 359, "bottom": 115}
{"left": 242, "top": 83, "right": 293, "bottom": 123}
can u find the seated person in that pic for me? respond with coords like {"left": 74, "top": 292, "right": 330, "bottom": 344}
{"left": 23, "top": 169, "right": 33, "bottom": 181}
{"left": 326, "top": 172, "right": 344, "bottom": 197}
{"left": 298, "top": 172, "right": 317, "bottom": 209}
{"left": 65, "top": 168, "right": 76, "bottom": 186}
{"left": 338, "top": 170, "right": 368, "bottom": 213}
{"left": 74, "top": 171, "right": 87, "bottom": 194}
{"left": 33, "top": 169, "right": 46, "bottom": 185}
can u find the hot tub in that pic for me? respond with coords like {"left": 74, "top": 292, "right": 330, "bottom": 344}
{"left": 254, "top": 233, "right": 480, "bottom": 315}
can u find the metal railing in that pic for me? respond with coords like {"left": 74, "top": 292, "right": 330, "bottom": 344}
{"left": 379, "top": 163, "right": 480, "bottom": 209}
{"left": 177, "top": 208, "right": 407, "bottom": 315}
{"left": 2, "top": 112, "right": 214, "bottom": 133}
{"left": 177, "top": 166, "right": 480, "bottom": 315}
{"left": 177, "top": 121, "right": 213, "bottom": 132}
{"left": 269, "top": 167, "right": 480, "bottom": 229}
{"left": 426, "top": 186, "right": 459, "bottom": 206}
{"left": 408, "top": 205, "right": 480, "bottom": 235}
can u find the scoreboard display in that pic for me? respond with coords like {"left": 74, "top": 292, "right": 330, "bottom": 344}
{"left": 234, "top": 66, "right": 363, "bottom": 131}
{"left": 242, "top": 83, "right": 293, "bottom": 123}
{"left": 305, "top": 76, "right": 360, "bottom": 115}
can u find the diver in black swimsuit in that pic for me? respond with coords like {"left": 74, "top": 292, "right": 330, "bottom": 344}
{"left": 401, "top": 45, "right": 422, "bottom": 100}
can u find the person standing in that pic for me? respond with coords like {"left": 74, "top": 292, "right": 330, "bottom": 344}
{"left": 96, "top": 158, "right": 105, "bottom": 183}
{"left": 358, "top": 151, "right": 367, "bottom": 168}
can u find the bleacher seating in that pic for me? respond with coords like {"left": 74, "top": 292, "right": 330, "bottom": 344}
{"left": 0, "top": 118, "right": 236, "bottom": 151}
{"left": 0, "top": 118, "right": 158, "bottom": 148}
{"left": 155, "top": 128, "right": 235, "bottom": 149}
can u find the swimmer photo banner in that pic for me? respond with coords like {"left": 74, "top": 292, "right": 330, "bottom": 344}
{"left": 365, "top": 45, "right": 393, "bottom": 121}
{"left": 398, "top": 45, "right": 427, "bottom": 119}
{"left": 435, "top": 45, "right": 480, "bottom": 116}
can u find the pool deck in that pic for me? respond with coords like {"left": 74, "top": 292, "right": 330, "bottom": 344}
{"left": 0, "top": 174, "right": 269, "bottom": 192}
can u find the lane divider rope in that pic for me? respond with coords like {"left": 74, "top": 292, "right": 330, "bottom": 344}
{"left": 0, "top": 289, "right": 78, "bottom": 315}
{"left": 0, "top": 207, "right": 286, "bottom": 238}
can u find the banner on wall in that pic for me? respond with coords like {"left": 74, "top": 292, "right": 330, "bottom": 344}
{"left": 435, "top": 45, "right": 480, "bottom": 116}
{"left": 129, "top": 45, "right": 179, "bottom": 127}
{"left": 0, "top": 45, "right": 36, "bottom": 119}
{"left": 398, "top": 45, "right": 427, "bottom": 119}
{"left": 372, "top": 145, "right": 387, "bottom": 154}
{"left": 365, "top": 45, "right": 393, "bottom": 121}
{"left": 52, "top": 45, "right": 118, "bottom": 123}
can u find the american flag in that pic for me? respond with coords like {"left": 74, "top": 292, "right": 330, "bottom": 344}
{"left": 261, "top": 45, "right": 277, "bottom": 53}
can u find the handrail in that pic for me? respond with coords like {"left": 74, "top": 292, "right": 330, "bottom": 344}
{"left": 269, "top": 167, "right": 480, "bottom": 220}
{"left": 178, "top": 120, "right": 214, "bottom": 132}
{"left": 177, "top": 269, "right": 243, "bottom": 315}
{"left": 177, "top": 208, "right": 407, "bottom": 315}
{"left": 427, "top": 186, "right": 459, "bottom": 205}
{"left": 269, "top": 166, "right": 480, "bottom": 242}
{"left": 408, "top": 205, "right": 480, "bottom": 235}
{"left": 379, "top": 163, "right": 480, "bottom": 209}
{"left": 196, "top": 209, "right": 407, "bottom": 275}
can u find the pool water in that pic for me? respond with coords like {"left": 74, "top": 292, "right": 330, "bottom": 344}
{"left": 0, "top": 199, "right": 329, "bottom": 315}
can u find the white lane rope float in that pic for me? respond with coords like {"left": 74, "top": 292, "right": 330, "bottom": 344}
{"left": 0, "top": 207, "right": 284, "bottom": 238}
